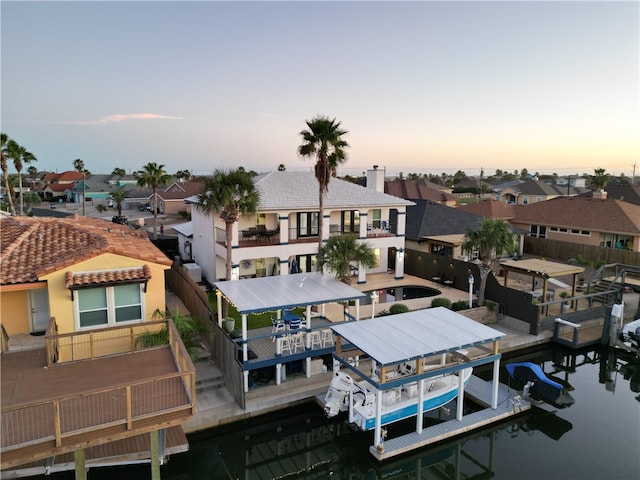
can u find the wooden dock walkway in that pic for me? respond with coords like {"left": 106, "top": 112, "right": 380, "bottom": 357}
{"left": 370, "top": 375, "right": 530, "bottom": 461}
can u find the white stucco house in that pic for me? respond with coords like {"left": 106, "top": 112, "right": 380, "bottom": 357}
{"left": 185, "top": 167, "right": 414, "bottom": 285}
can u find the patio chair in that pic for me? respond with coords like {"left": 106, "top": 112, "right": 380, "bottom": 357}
{"left": 271, "top": 317, "right": 285, "bottom": 342}
{"left": 309, "top": 330, "right": 323, "bottom": 349}
{"left": 280, "top": 335, "right": 294, "bottom": 355}
{"left": 321, "top": 329, "right": 334, "bottom": 347}
{"left": 292, "top": 332, "right": 305, "bottom": 353}
{"left": 288, "top": 317, "right": 302, "bottom": 331}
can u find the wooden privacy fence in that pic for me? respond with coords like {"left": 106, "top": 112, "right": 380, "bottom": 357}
{"left": 525, "top": 237, "right": 640, "bottom": 266}
{"left": 165, "top": 259, "right": 213, "bottom": 326}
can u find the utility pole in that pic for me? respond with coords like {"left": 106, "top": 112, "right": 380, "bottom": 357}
{"left": 567, "top": 175, "right": 571, "bottom": 196}
{"left": 82, "top": 170, "right": 86, "bottom": 216}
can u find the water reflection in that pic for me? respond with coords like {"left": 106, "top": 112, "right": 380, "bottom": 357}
{"left": 43, "top": 345, "right": 640, "bottom": 480}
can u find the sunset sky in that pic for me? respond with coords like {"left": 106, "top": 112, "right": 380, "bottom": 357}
{"left": 2, "top": 1, "right": 638, "bottom": 178}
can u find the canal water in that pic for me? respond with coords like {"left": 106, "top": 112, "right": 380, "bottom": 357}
{"left": 46, "top": 345, "right": 640, "bottom": 479}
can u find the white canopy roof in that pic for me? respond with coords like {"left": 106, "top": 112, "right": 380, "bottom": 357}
{"left": 331, "top": 307, "right": 505, "bottom": 366}
{"left": 214, "top": 272, "right": 366, "bottom": 314}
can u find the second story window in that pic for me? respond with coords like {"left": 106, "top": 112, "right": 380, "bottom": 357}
{"left": 297, "top": 212, "right": 318, "bottom": 237}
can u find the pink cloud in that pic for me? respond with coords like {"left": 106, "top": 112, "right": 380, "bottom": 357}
{"left": 69, "top": 113, "right": 182, "bottom": 125}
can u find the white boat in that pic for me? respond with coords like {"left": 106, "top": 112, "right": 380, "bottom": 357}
{"left": 323, "top": 364, "right": 473, "bottom": 431}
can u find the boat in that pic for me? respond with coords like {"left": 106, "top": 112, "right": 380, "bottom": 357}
{"left": 323, "top": 365, "right": 473, "bottom": 431}
{"left": 505, "top": 362, "right": 575, "bottom": 409}
{"left": 619, "top": 319, "right": 640, "bottom": 355}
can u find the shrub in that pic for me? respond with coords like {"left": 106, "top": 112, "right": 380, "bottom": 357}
{"left": 96, "top": 204, "right": 107, "bottom": 213}
{"left": 431, "top": 298, "right": 451, "bottom": 309}
{"left": 389, "top": 303, "right": 409, "bottom": 314}
{"left": 451, "top": 300, "right": 469, "bottom": 311}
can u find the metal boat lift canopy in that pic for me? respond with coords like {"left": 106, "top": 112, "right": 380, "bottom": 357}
{"left": 331, "top": 306, "right": 504, "bottom": 367}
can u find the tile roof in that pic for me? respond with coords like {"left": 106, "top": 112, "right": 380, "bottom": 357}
{"left": 253, "top": 171, "right": 414, "bottom": 210}
{"left": 159, "top": 181, "right": 204, "bottom": 200}
{"left": 65, "top": 265, "right": 152, "bottom": 289}
{"left": 187, "top": 171, "right": 414, "bottom": 210}
{"left": 384, "top": 180, "right": 456, "bottom": 203}
{"left": 513, "top": 197, "right": 640, "bottom": 234}
{"left": 0, "top": 216, "right": 171, "bottom": 285}
{"left": 458, "top": 199, "right": 516, "bottom": 219}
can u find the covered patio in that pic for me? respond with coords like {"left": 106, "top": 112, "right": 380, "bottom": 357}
{"left": 499, "top": 258, "right": 585, "bottom": 303}
{"left": 213, "top": 272, "right": 366, "bottom": 392}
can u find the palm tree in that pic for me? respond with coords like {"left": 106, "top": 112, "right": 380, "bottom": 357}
{"left": 6, "top": 139, "right": 37, "bottom": 215}
{"left": 27, "top": 165, "right": 38, "bottom": 175}
{"left": 111, "top": 167, "right": 126, "bottom": 176}
{"left": 589, "top": 167, "right": 610, "bottom": 191}
{"left": 317, "top": 235, "right": 376, "bottom": 285}
{"left": 1, "top": 133, "right": 17, "bottom": 215}
{"left": 111, "top": 188, "right": 128, "bottom": 215}
{"left": 73, "top": 158, "right": 84, "bottom": 173}
{"left": 277, "top": 163, "right": 286, "bottom": 172}
{"left": 298, "top": 115, "right": 349, "bottom": 251}
{"left": 136, "top": 162, "right": 172, "bottom": 239}
{"left": 463, "top": 218, "right": 518, "bottom": 306}
{"left": 22, "top": 191, "right": 42, "bottom": 214}
{"left": 195, "top": 169, "right": 259, "bottom": 317}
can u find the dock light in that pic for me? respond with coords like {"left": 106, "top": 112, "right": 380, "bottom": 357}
{"left": 468, "top": 274, "right": 474, "bottom": 308}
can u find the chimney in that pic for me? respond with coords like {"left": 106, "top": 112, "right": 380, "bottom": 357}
{"left": 592, "top": 189, "right": 608, "bottom": 200}
{"left": 367, "top": 165, "right": 385, "bottom": 192}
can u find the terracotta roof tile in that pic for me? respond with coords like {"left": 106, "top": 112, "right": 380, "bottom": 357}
{"left": 65, "top": 265, "right": 152, "bottom": 288}
{"left": 1, "top": 216, "right": 171, "bottom": 285}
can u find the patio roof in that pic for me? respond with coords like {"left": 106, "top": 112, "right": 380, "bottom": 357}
{"left": 331, "top": 307, "right": 504, "bottom": 366}
{"left": 213, "top": 272, "right": 366, "bottom": 314}
{"left": 499, "top": 258, "right": 584, "bottom": 278}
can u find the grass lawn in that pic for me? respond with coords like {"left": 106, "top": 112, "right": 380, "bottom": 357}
{"left": 207, "top": 292, "right": 305, "bottom": 330}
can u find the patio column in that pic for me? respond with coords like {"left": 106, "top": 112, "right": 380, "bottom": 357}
{"left": 395, "top": 248, "right": 405, "bottom": 280}
{"left": 279, "top": 258, "right": 289, "bottom": 276}
{"left": 216, "top": 291, "right": 223, "bottom": 328}
{"left": 374, "top": 389, "right": 383, "bottom": 449}
{"left": 359, "top": 212, "right": 368, "bottom": 239}
{"left": 492, "top": 356, "right": 500, "bottom": 409}
{"left": 322, "top": 211, "right": 330, "bottom": 242}
{"left": 456, "top": 370, "right": 465, "bottom": 421}
{"left": 242, "top": 313, "right": 249, "bottom": 392}
{"left": 279, "top": 214, "right": 289, "bottom": 244}
{"left": 416, "top": 379, "right": 425, "bottom": 433}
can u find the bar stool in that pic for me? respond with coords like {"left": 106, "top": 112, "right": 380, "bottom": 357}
{"left": 309, "top": 330, "right": 323, "bottom": 349}
{"left": 292, "top": 332, "right": 305, "bottom": 353}
{"left": 321, "top": 329, "right": 334, "bottom": 347}
{"left": 281, "top": 335, "right": 293, "bottom": 355}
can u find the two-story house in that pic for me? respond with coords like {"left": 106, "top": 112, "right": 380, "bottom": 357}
{"left": 187, "top": 168, "right": 414, "bottom": 285}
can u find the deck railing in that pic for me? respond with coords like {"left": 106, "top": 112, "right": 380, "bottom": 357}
{"left": 3, "top": 318, "right": 196, "bottom": 456}
{"left": 45, "top": 319, "right": 169, "bottom": 366}
{"left": 0, "top": 369, "right": 194, "bottom": 453}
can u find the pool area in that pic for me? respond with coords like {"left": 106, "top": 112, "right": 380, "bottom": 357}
{"left": 353, "top": 285, "right": 442, "bottom": 305}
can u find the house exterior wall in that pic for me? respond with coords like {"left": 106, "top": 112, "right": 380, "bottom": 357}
{"left": 191, "top": 207, "right": 217, "bottom": 283}
{"left": 0, "top": 290, "right": 30, "bottom": 335}
{"left": 39, "top": 253, "right": 168, "bottom": 335}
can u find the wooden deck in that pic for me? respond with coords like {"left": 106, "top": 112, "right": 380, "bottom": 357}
{"left": 370, "top": 375, "right": 530, "bottom": 461}
{"left": 1, "top": 346, "right": 194, "bottom": 469}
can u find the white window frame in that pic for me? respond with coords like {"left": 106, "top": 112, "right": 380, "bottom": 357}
{"left": 75, "top": 284, "right": 145, "bottom": 330}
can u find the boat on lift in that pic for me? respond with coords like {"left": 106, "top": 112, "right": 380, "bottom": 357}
{"left": 323, "top": 364, "right": 473, "bottom": 431}
{"left": 505, "top": 362, "right": 575, "bottom": 409}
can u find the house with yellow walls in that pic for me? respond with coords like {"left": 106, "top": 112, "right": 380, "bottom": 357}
{"left": 0, "top": 215, "right": 172, "bottom": 338}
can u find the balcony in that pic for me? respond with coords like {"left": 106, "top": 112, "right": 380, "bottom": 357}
{"left": 1, "top": 319, "right": 195, "bottom": 469}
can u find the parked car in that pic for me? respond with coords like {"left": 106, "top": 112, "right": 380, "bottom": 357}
{"left": 112, "top": 215, "right": 128, "bottom": 225}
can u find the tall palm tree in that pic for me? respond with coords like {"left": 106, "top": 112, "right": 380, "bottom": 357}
{"left": 317, "top": 235, "right": 376, "bottom": 285}
{"left": 136, "top": 162, "right": 172, "bottom": 239}
{"left": 195, "top": 169, "right": 259, "bottom": 317}
{"left": 1, "top": 133, "right": 17, "bottom": 215}
{"left": 6, "top": 139, "right": 37, "bottom": 216}
{"left": 111, "top": 188, "right": 128, "bottom": 215}
{"left": 73, "top": 158, "right": 85, "bottom": 173}
{"left": 298, "top": 116, "right": 349, "bottom": 252}
{"left": 463, "top": 218, "right": 518, "bottom": 306}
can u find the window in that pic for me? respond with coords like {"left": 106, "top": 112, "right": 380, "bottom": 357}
{"left": 341, "top": 210, "right": 360, "bottom": 233}
{"left": 297, "top": 212, "right": 318, "bottom": 237}
{"left": 77, "top": 284, "right": 143, "bottom": 329}
{"left": 371, "top": 209, "right": 382, "bottom": 229}
{"left": 529, "top": 225, "right": 547, "bottom": 238}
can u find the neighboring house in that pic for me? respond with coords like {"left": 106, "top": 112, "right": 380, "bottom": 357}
{"left": 156, "top": 181, "right": 203, "bottom": 215}
{"left": 457, "top": 199, "right": 517, "bottom": 221}
{"left": 385, "top": 179, "right": 457, "bottom": 206}
{"left": 587, "top": 184, "right": 640, "bottom": 207}
{"left": 401, "top": 200, "right": 487, "bottom": 260}
{"left": 493, "top": 179, "right": 587, "bottom": 205}
{"left": 0, "top": 215, "right": 172, "bottom": 337}
{"left": 41, "top": 171, "right": 84, "bottom": 201}
{"left": 67, "top": 174, "right": 153, "bottom": 210}
{"left": 510, "top": 196, "right": 640, "bottom": 251}
{"left": 187, "top": 168, "right": 414, "bottom": 284}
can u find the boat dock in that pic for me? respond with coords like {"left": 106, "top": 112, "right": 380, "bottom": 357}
{"left": 370, "top": 375, "right": 530, "bottom": 460}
